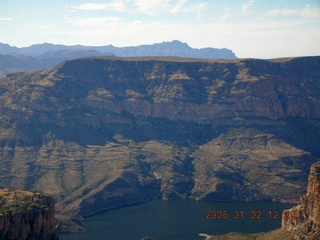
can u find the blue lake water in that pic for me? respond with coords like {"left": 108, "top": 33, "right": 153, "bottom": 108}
{"left": 59, "top": 199, "right": 293, "bottom": 240}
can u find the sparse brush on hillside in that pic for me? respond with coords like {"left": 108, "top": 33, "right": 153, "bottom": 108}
{"left": 0, "top": 56, "right": 319, "bottom": 231}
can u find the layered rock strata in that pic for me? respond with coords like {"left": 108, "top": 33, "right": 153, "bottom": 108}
{"left": 0, "top": 189, "right": 58, "bottom": 240}
{"left": 282, "top": 162, "right": 320, "bottom": 232}
{"left": 0, "top": 56, "right": 320, "bottom": 230}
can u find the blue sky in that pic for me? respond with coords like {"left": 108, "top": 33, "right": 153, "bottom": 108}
{"left": 0, "top": 0, "right": 320, "bottom": 58}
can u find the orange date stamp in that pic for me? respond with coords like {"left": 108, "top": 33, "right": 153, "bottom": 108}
{"left": 205, "top": 210, "right": 280, "bottom": 220}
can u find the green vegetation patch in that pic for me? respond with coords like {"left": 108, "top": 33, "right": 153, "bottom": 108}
{"left": 0, "top": 189, "right": 49, "bottom": 215}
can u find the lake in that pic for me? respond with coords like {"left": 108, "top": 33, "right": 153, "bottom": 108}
{"left": 59, "top": 199, "right": 293, "bottom": 240}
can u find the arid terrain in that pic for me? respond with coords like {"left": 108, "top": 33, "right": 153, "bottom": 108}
{"left": 0, "top": 189, "right": 58, "bottom": 239}
{"left": 0, "top": 56, "right": 319, "bottom": 230}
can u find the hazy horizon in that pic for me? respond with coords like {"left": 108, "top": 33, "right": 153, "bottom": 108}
{"left": 1, "top": 0, "right": 320, "bottom": 59}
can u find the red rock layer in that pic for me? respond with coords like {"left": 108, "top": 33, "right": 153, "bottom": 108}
{"left": 282, "top": 162, "right": 320, "bottom": 232}
{"left": 0, "top": 190, "right": 59, "bottom": 240}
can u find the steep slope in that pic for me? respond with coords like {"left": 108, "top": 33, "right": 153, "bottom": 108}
{"left": 0, "top": 56, "right": 319, "bottom": 230}
{"left": 0, "top": 189, "right": 58, "bottom": 240}
{"left": 282, "top": 161, "right": 320, "bottom": 236}
{"left": 192, "top": 128, "right": 314, "bottom": 202}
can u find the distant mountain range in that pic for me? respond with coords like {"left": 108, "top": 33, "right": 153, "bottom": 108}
{"left": 0, "top": 50, "right": 112, "bottom": 78}
{"left": 0, "top": 40, "right": 237, "bottom": 58}
{"left": 0, "top": 40, "right": 237, "bottom": 77}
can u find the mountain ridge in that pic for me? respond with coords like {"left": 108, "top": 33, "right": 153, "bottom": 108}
{"left": 0, "top": 56, "right": 319, "bottom": 231}
{"left": 0, "top": 40, "right": 237, "bottom": 59}
{"left": 0, "top": 40, "right": 237, "bottom": 78}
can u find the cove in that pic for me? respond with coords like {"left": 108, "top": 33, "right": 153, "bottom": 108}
{"left": 59, "top": 199, "right": 293, "bottom": 240}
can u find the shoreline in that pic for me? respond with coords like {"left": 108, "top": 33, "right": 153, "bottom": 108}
{"left": 199, "top": 233, "right": 211, "bottom": 239}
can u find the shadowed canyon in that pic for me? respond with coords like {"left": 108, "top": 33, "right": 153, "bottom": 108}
{"left": 0, "top": 56, "right": 320, "bottom": 231}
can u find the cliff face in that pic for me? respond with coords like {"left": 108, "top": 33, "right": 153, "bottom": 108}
{"left": 0, "top": 189, "right": 58, "bottom": 240}
{"left": 282, "top": 162, "right": 320, "bottom": 233}
{"left": 0, "top": 56, "right": 320, "bottom": 230}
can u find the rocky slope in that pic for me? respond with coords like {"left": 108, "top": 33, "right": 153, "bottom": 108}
{"left": 0, "top": 189, "right": 58, "bottom": 240}
{"left": 0, "top": 56, "right": 319, "bottom": 230}
{"left": 282, "top": 161, "right": 320, "bottom": 237}
{"left": 192, "top": 128, "right": 315, "bottom": 202}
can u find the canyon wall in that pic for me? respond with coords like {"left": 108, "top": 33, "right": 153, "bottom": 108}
{"left": 282, "top": 162, "right": 320, "bottom": 233}
{"left": 0, "top": 189, "right": 58, "bottom": 240}
{"left": 0, "top": 56, "right": 319, "bottom": 230}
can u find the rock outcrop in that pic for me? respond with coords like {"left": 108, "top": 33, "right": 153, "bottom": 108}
{"left": 282, "top": 162, "right": 320, "bottom": 234}
{"left": 0, "top": 56, "right": 320, "bottom": 231}
{"left": 0, "top": 189, "right": 59, "bottom": 240}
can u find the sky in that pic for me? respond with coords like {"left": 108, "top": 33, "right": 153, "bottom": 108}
{"left": 0, "top": 0, "right": 320, "bottom": 59}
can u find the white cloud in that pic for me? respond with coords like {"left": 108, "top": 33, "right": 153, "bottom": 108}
{"left": 268, "top": 4, "right": 320, "bottom": 18}
{"left": 210, "top": 18, "right": 320, "bottom": 58}
{"left": 197, "top": 2, "right": 208, "bottom": 19}
{"left": 301, "top": 4, "right": 320, "bottom": 18}
{"left": 217, "top": 8, "right": 231, "bottom": 22}
{"left": 0, "top": 17, "right": 13, "bottom": 21}
{"left": 9, "top": 10, "right": 319, "bottom": 59}
{"left": 268, "top": 8, "right": 297, "bottom": 17}
{"left": 170, "top": 1, "right": 207, "bottom": 18}
{"left": 242, "top": 0, "right": 255, "bottom": 16}
{"left": 70, "top": 0, "right": 207, "bottom": 17}
{"left": 9, "top": 0, "right": 317, "bottom": 59}
{"left": 66, "top": 17, "right": 122, "bottom": 27}
{"left": 71, "top": 0, "right": 127, "bottom": 12}
{"left": 134, "top": 0, "right": 171, "bottom": 16}
{"left": 170, "top": 0, "right": 188, "bottom": 14}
